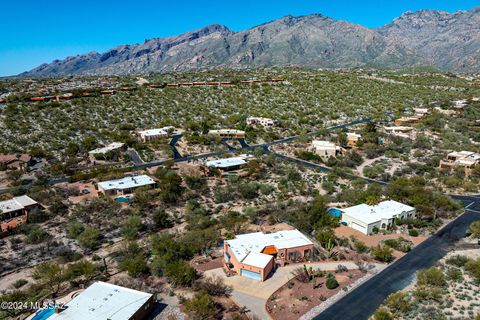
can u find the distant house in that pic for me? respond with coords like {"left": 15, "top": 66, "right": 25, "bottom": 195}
{"left": 0, "top": 195, "right": 40, "bottom": 235}
{"left": 394, "top": 116, "right": 420, "bottom": 126}
{"left": 346, "top": 133, "right": 362, "bottom": 148}
{"left": 224, "top": 230, "right": 314, "bottom": 281}
{"left": 434, "top": 107, "right": 457, "bottom": 116}
{"left": 383, "top": 126, "right": 416, "bottom": 140}
{"left": 0, "top": 154, "right": 33, "bottom": 171}
{"left": 97, "top": 175, "right": 156, "bottom": 197}
{"left": 311, "top": 140, "right": 342, "bottom": 158}
{"left": 137, "top": 127, "right": 175, "bottom": 142}
{"left": 208, "top": 129, "right": 245, "bottom": 139}
{"left": 246, "top": 117, "right": 278, "bottom": 127}
{"left": 452, "top": 99, "right": 468, "bottom": 109}
{"left": 48, "top": 281, "right": 154, "bottom": 320}
{"left": 439, "top": 151, "right": 480, "bottom": 169}
{"left": 203, "top": 155, "right": 253, "bottom": 176}
{"left": 413, "top": 108, "right": 429, "bottom": 118}
{"left": 88, "top": 142, "right": 126, "bottom": 161}
{"left": 339, "top": 200, "right": 416, "bottom": 235}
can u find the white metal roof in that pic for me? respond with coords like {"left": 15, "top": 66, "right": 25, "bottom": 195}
{"left": 0, "top": 195, "right": 37, "bottom": 214}
{"left": 138, "top": 126, "right": 175, "bottom": 137}
{"left": 341, "top": 200, "right": 415, "bottom": 225}
{"left": 88, "top": 142, "right": 124, "bottom": 155}
{"left": 49, "top": 281, "right": 152, "bottom": 320}
{"left": 98, "top": 175, "right": 156, "bottom": 191}
{"left": 226, "top": 230, "right": 313, "bottom": 268}
{"left": 205, "top": 156, "right": 248, "bottom": 169}
{"left": 242, "top": 252, "right": 273, "bottom": 268}
{"left": 312, "top": 140, "right": 336, "bottom": 148}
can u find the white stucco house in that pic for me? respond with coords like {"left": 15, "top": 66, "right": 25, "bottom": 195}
{"left": 339, "top": 200, "right": 416, "bottom": 235}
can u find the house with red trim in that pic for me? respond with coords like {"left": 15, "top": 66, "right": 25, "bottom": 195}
{"left": 224, "top": 229, "right": 314, "bottom": 281}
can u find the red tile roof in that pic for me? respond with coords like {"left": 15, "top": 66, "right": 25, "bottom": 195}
{"left": 0, "top": 154, "right": 32, "bottom": 164}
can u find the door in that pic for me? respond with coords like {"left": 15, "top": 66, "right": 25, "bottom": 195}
{"left": 241, "top": 269, "right": 262, "bottom": 281}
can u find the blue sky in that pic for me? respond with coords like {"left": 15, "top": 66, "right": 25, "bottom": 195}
{"left": 1, "top": 0, "right": 478, "bottom": 76}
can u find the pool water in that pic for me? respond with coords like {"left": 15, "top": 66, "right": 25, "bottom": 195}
{"left": 327, "top": 208, "right": 342, "bottom": 217}
{"left": 32, "top": 308, "right": 55, "bottom": 320}
{"left": 115, "top": 196, "right": 131, "bottom": 203}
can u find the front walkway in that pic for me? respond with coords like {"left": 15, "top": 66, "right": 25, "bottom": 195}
{"left": 204, "top": 261, "right": 362, "bottom": 320}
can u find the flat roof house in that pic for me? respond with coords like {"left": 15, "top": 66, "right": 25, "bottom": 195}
{"left": 346, "top": 133, "right": 362, "bottom": 147}
{"left": 383, "top": 126, "right": 416, "bottom": 140}
{"left": 224, "top": 230, "right": 314, "bottom": 281}
{"left": 439, "top": 151, "right": 480, "bottom": 169}
{"left": 203, "top": 155, "right": 253, "bottom": 176}
{"left": 88, "top": 142, "right": 125, "bottom": 161}
{"left": 0, "top": 195, "right": 39, "bottom": 235}
{"left": 311, "top": 140, "right": 342, "bottom": 158}
{"left": 98, "top": 175, "right": 156, "bottom": 197}
{"left": 246, "top": 117, "right": 278, "bottom": 127}
{"left": 208, "top": 129, "right": 245, "bottom": 139}
{"left": 48, "top": 281, "right": 154, "bottom": 320}
{"left": 340, "top": 200, "right": 416, "bottom": 235}
{"left": 137, "top": 126, "right": 175, "bottom": 142}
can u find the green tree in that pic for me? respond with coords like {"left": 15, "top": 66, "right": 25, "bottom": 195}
{"left": 77, "top": 227, "right": 101, "bottom": 249}
{"left": 121, "top": 215, "right": 143, "bottom": 240}
{"left": 153, "top": 210, "right": 174, "bottom": 229}
{"left": 183, "top": 290, "right": 217, "bottom": 320}
{"left": 32, "top": 262, "right": 65, "bottom": 292}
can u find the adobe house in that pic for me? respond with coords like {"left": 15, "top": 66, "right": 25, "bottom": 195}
{"left": 0, "top": 154, "right": 34, "bottom": 171}
{"left": 0, "top": 195, "right": 41, "bottom": 236}
{"left": 224, "top": 230, "right": 314, "bottom": 281}
{"left": 208, "top": 129, "right": 245, "bottom": 139}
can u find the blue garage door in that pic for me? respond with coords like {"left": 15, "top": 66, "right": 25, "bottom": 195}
{"left": 241, "top": 269, "right": 261, "bottom": 281}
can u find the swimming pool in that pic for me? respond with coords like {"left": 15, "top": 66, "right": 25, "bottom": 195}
{"left": 115, "top": 196, "right": 131, "bottom": 203}
{"left": 32, "top": 308, "right": 55, "bottom": 320}
{"left": 327, "top": 208, "right": 342, "bottom": 217}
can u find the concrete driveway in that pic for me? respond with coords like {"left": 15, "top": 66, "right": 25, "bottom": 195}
{"left": 204, "top": 261, "right": 360, "bottom": 319}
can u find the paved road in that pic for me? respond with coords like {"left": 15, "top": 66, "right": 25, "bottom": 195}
{"left": 126, "top": 148, "right": 144, "bottom": 166}
{"left": 314, "top": 195, "right": 480, "bottom": 320}
{"left": 272, "top": 153, "right": 388, "bottom": 185}
{"left": 45, "top": 117, "right": 372, "bottom": 184}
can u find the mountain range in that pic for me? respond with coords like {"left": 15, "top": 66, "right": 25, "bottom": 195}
{"left": 21, "top": 6, "right": 480, "bottom": 77}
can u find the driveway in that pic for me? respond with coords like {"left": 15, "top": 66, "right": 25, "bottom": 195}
{"left": 204, "top": 261, "right": 361, "bottom": 319}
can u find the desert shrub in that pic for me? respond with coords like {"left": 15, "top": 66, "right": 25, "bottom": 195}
{"left": 194, "top": 276, "right": 232, "bottom": 297}
{"left": 417, "top": 267, "right": 446, "bottom": 287}
{"left": 386, "top": 291, "right": 410, "bottom": 314}
{"left": 465, "top": 258, "right": 480, "bottom": 281}
{"left": 326, "top": 272, "right": 339, "bottom": 289}
{"left": 13, "top": 279, "right": 28, "bottom": 289}
{"left": 446, "top": 267, "right": 462, "bottom": 282}
{"left": 374, "top": 308, "right": 393, "bottom": 320}
{"left": 372, "top": 245, "right": 394, "bottom": 263}
{"left": 408, "top": 229, "right": 419, "bottom": 237}
{"left": 183, "top": 290, "right": 217, "bottom": 320}
{"left": 76, "top": 227, "right": 101, "bottom": 249}
{"left": 354, "top": 240, "right": 369, "bottom": 253}
{"left": 446, "top": 255, "right": 469, "bottom": 267}
{"left": 469, "top": 221, "right": 480, "bottom": 238}
{"left": 23, "top": 225, "right": 49, "bottom": 244}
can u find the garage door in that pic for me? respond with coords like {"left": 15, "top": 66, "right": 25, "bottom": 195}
{"left": 241, "top": 269, "right": 261, "bottom": 281}
{"left": 350, "top": 221, "right": 368, "bottom": 234}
